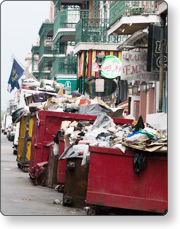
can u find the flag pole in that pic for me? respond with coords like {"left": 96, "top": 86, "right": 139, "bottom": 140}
{"left": 12, "top": 54, "right": 25, "bottom": 70}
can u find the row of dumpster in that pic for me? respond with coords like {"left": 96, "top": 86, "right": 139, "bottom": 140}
{"left": 15, "top": 110, "right": 167, "bottom": 215}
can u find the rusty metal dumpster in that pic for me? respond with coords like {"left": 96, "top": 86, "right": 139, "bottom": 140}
{"left": 63, "top": 158, "right": 89, "bottom": 208}
{"left": 86, "top": 146, "right": 167, "bottom": 214}
{"left": 29, "top": 110, "right": 133, "bottom": 183}
{"left": 57, "top": 137, "right": 66, "bottom": 192}
{"left": 47, "top": 145, "right": 59, "bottom": 188}
{"left": 17, "top": 114, "right": 33, "bottom": 172}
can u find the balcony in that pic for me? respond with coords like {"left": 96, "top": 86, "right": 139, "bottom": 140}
{"left": 39, "top": 39, "right": 53, "bottom": 60}
{"left": 53, "top": 9, "right": 80, "bottom": 42}
{"left": 52, "top": 55, "right": 77, "bottom": 77}
{"left": 31, "top": 45, "right": 39, "bottom": 55}
{"left": 75, "top": 17, "right": 124, "bottom": 45}
{"left": 39, "top": 56, "right": 53, "bottom": 80}
{"left": 108, "top": 1, "right": 159, "bottom": 35}
{"left": 53, "top": 9, "right": 100, "bottom": 42}
{"left": 39, "top": 45, "right": 53, "bottom": 59}
{"left": 31, "top": 45, "right": 40, "bottom": 73}
{"left": 39, "top": 22, "right": 53, "bottom": 59}
{"left": 53, "top": 41, "right": 75, "bottom": 56}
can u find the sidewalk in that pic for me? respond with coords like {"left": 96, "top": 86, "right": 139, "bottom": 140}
{"left": 1, "top": 134, "right": 86, "bottom": 216}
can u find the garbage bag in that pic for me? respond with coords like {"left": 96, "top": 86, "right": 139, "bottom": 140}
{"left": 78, "top": 104, "right": 112, "bottom": 116}
{"left": 134, "top": 115, "right": 144, "bottom": 131}
{"left": 11, "top": 108, "right": 25, "bottom": 123}
{"left": 92, "top": 114, "right": 115, "bottom": 130}
{"left": 133, "top": 152, "right": 146, "bottom": 174}
{"left": 54, "top": 130, "right": 65, "bottom": 144}
{"left": 63, "top": 104, "right": 79, "bottom": 113}
{"left": 59, "top": 145, "right": 89, "bottom": 160}
{"left": 71, "top": 91, "right": 82, "bottom": 98}
{"left": 126, "top": 133, "right": 149, "bottom": 145}
{"left": 32, "top": 93, "right": 48, "bottom": 103}
{"left": 96, "top": 132, "right": 111, "bottom": 139}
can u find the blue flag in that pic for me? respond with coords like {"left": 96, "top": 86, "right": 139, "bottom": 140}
{"left": 8, "top": 59, "right": 24, "bottom": 92}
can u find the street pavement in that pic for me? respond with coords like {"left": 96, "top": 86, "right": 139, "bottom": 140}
{"left": 1, "top": 134, "right": 86, "bottom": 216}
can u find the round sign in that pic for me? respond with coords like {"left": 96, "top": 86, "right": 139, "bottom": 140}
{"left": 101, "top": 55, "right": 122, "bottom": 79}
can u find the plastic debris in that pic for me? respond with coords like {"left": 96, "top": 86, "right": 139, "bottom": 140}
{"left": 53, "top": 199, "right": 61, "bottom": 205}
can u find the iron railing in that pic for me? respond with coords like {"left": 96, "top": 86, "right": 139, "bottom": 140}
{"left": 39, "top": 22, "right": 53, "bottom": 59}
{"left": 53, "top": 41, "right": 75, "bottom": 55}
{"left": 39, "top": 40, "right": 53, "bottom": 59}
{"left": 39, "top": 56, "right": 53, "bottom": 80}
{"left": 75, "top": 17, "right": 126, "bottom": 44}
{"left": 31, "top": 46, "right": 40, "bottom": 72}
{"left": 53, "top": 9, "right": 100, "bottom": 34}
{"left": 52, "top": 55, "right": 77, "bottom": 76}
{"left": 109, "top": 1, "right": 156, "bottom": 26}
{"left": 54, "top": 9, "right": 80, "bottom": 33}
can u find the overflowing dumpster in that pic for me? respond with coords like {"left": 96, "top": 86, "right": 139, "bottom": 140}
{"left": 16, "top": 114, "right": 33, "bottom": 172}
{"left": 86, "top": 146, "right": 167, "bottom": 214}
{"left": 29, "top": 110, "right": 132, "bottom": 184}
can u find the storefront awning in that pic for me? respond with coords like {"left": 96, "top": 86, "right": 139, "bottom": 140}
{"left": 117, "top": 30, "right": 148, "bottom": 51}
{"left": 107, "top": 15, "right": 160, "bottom": 36}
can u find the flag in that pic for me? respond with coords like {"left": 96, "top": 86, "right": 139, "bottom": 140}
{"left": 8, "top": 59, "right": 24, "bottom": 92}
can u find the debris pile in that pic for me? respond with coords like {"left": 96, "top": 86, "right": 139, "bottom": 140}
{"left": 59, "top": 114, "right": 167, "bottom": 165}
{"left": 27, "top": 91, "right": 125, "bottom": 118}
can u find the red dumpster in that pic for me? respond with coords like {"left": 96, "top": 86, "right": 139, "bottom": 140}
{"left": 56, "top": 116, "right": 133, "bottom": 192}
{"left": 86, "top": 146, "right": 167, "bottom": 214}
{"left": 29, "top": 110, "right": 133, "bottom": 182}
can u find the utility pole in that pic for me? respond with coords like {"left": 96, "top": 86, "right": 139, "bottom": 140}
{"left": 158, "top": 13, "right": 166, "bottom": 112}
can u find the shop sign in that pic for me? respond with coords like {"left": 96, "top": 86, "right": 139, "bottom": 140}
{"left": 121, "top": 51, "right": 159, "bottom": 81}
{"left": 101, "top": 55, "right": 122, "bottom": 79}
{"left": 147, "top": 24, "right": 168, "bottom": 72}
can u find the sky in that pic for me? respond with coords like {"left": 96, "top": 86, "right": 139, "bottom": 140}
{"left": 1, "top": 0, "right": 51, "bottom": 111}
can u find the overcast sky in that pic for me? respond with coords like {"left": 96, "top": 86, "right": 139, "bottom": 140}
{"left": 1, "top": 0, "right": 51, "bottom": 111}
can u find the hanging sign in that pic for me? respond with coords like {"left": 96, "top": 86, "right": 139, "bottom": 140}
{"left": 147, "top": 24, "right": 168, "bottom": 72}
{"left": 121, "top": 50, "right": 159, "bottom": 81}
{"left": 101, "top": 55, "right": 122, "bottom": 79}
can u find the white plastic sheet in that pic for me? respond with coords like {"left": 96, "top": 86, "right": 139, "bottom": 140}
{"left": 147, "top": 113, "right": 167, "bottom": 130}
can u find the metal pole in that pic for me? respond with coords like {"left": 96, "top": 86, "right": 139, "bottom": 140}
{"left": 98, "top": 68, "right": 101, "bottom": 98}
{"left": 158, "top": 13, "right": 166, "bottom": 112}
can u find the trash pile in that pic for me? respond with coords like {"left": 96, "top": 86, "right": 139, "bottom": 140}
{"left": 122, "top": 114, "right": 167, "bottom": 152}
{"left": 27, "top": 90, "right": 125, "bottom": 118}
{"left": 59, "top": 113, "right": 167, "bottom": 165}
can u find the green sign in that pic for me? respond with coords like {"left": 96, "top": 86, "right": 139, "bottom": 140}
{"left": 57, "top": 76, "right": 77, "bottom": 95}
{"left": 101, "top": 55, "right": 122, "bottom": 79}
